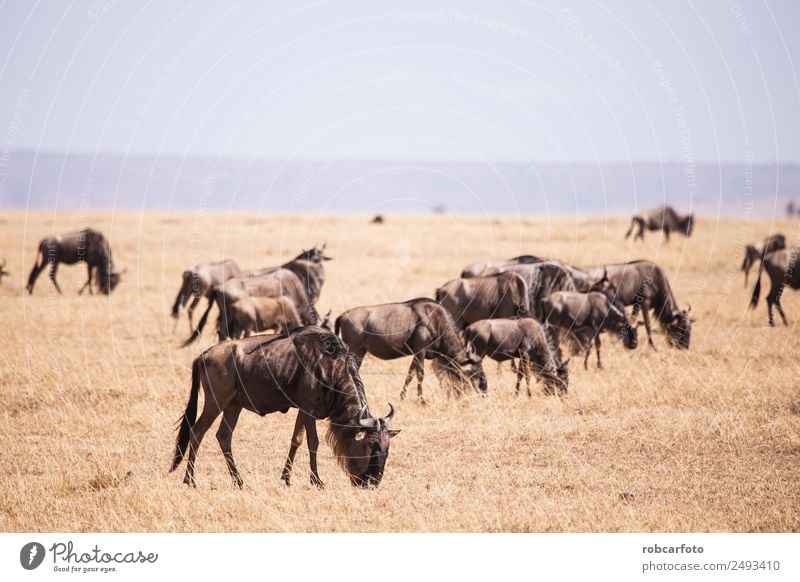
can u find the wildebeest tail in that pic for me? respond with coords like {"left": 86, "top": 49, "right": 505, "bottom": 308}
{"left": 171, "top": 358, "right": 202, "bottom": 471}
{"left": 624, "top": 217, "right": 637, "bottom": 239}
{"left": 170, "top": 272, "right": 190, "bottom": 318}
{"left": 26, "top": 243, "right": 46, "bottom": 290}
{"left": 181, "top": 289, "right": 216, "bottom": 347}
{"left": 749, "top": 256, "right": 765, "bottom": 309}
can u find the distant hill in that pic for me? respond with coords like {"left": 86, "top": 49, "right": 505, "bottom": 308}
{"left": 1, "top": 151, "right": 797, "bottom": 217}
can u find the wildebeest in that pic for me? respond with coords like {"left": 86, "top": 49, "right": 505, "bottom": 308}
{"left": 171, "top": 326, "right": 399, "bottom": 489}
{"left": 227, "top": 295, "right": 302, "bottom": 338}
{"left": 542, "top": 291, "right": 638, "bottom": 370}
{"left": 0, "top": 259, "right": 9, "bottom": 284}
{"left": 336, "top": 298, "right": 487, "bottom": 403}
{"left": 435, "top": 271, "right": 529, "bottom": 329}
{"left": 749, "top": 247, "right": 800, "bottom": 326}
{"left": 741, "top": 234, "right": 786, "bottom": 287}
{"left": 460, "top": 255, "right": 544, "bottom": 278}
{"left": 183, "top": 246, "right": 331, "bottom": 345}
{"left": 464, "top": 318, "right": 569, "bottom": 396}
{"left": 625, "top": 206, "right": 695, "bottom": 242}
{"left": 372, "top": 214, "right": 385, "bottom": 224}
{"left": 586, "top": 261, "right": 693, "bottom": 349}
{"left": 26, "top": 228, "right": 124, "bottom": 295}
{"left": 171, "top": 259, "right": 241, "bottom": 332}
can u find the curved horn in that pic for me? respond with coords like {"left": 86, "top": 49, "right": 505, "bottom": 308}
{"left": 358, "top": 406, "right": 377, "bottom": 428}
{"left": 322, "top": 241, "right": 327, "bottom": 250}
{"left": 382, "top": 403, "right": 395, "bottom": 424}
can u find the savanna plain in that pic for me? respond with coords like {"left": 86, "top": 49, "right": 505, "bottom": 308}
{"left": 1, "top": 211, "right": 798, "bottom": 532}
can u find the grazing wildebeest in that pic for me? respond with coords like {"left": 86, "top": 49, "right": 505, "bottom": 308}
{"left": 741, "top": 234, "right": 786, "bottom": 287}
{"left": 542, "top": 291, "right": 638, "bottom": 370}
{"left": 0, "top": 259, "right": 9, "bottom": 284}
{"left": 182, "top": 246, "right": 331, "bottom": 345}
{"left": 227, "top": 295, "right": 302, "bottom": 338}
{"left": 171, "top": 259, "right": 241, "bottom": 332}
{"left": 750, "top": 247, "right": 800, "bottom": 326}
{"left": 336, "top": 298, "right": 487, "bottom": 403}
{"left": 435, "top": 271, "right": 529, "bottom": 329}
{"left": 25, "top": 228, "right": 124, "bottom": 295}
{"left": 372, "top": 214, "right": 385, "bottom": 224}
{"left": 464, "top": 318, "right": 569, "bottom": 396}
{"left": 460, "top": 255, "right": 545, "bottom": 278}
{"left": 586, "top": 261, "right": 693, "bottom": 349}
{"left": 171, "top": 326, "right": 399, "bottom": 489}
{"left": 625, "top": 206, "right": 694, "bottom": 242}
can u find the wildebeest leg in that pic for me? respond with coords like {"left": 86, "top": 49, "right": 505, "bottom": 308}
{"left": 216, "top": 403, "right": 244, "bottom": 488}
{"left": 48, "top": 262, "right": 62, "bottom": 294}
{"left": 400, "top": 360, "right": 415, "bottom": 401}
{"left": 770, "top": 282, "right": 788, "bottom": 326}
{"left": 78, "top": 264, "right": 93, "bottom": 295}
{"left": 183, "top": 398, "right": 227, "bottom": 487}
{"left": 635, "top": 219, "right": 645, "bottom": 241}
{"left": 663, "top": 228, "right": 671, "bottom": 243}
{"left": 522, "top": 358, "right": 532, "bottom": 397}
{"left": 513, "top": 359, "right": 523, "bottom": 396}
{"left": 281, "top": 412, "right": 305, "bottom": 486}
{"left": 187, "top": 295, "right": 201, "bottom": 333}
{"left": 641, "top": 308, "right": 657, "bottom": 350}
{"left": 302, "top": 413, "right": 324, "bottom": 488}
{"left": 581, "top": 335, "right": 594, "bottom": 370}
{"left": 414, "top": 354, "right": 426, "bottom": 405}
{"left": 594, "top": 335, "right": 603, "bottom": 369}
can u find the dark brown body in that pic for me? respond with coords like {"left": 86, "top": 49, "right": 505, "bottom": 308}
{"left": 26, "top": 228, "right": 123, "bottom": 294}
{"left": 625, "top": 206, "right": 694, "bottom": 242}
{"left": 336, "top": 298, "right": 487, "bottom": 402}
{"left": 750, "top": 247, "right": 800, "bottom": 326}
{"left": 171, "top": 259, "right": 241, "bottom": 332}
{"left": 171, "top": 326, "right": 398, "bottom": 488}
{"left": 435, "top": 272, "right": 529, "bottom": 329}
{"left": 586, "top": 261, "right": 692, "bottom": 349}
{"left": 542, "top": 291, "right": 637, "bottom": 370}
{"left": 741, "top": 234, "right": 786, "bottom": 287}
{"left": 464, "top": 318, "right": 569, "bottom": 396}
{"left": 503, "top": 261, "right": 579, "bottom": 320}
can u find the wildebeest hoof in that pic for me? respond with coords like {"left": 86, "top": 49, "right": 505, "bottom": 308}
{"left": 418, "top": 397, "right": 427, "bottom": 406}
{"left": 182, "top": 476, "right": 197, "bottom": 488}
{"left": 310, "top": 475, "right": 325, "bottom": 489}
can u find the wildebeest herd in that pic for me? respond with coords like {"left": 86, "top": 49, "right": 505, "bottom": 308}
{"left": 19, "top": 207, "right": 797, "bottom": 490}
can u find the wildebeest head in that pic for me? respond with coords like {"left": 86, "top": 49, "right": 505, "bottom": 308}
{"left": 432, "top": 342, "right": 488, "bottom": 395}
{"left": 615, "top": 310, "right": 638, "bottom": 350}
{"left": 297, "top": 243, "right": 333, "bottom": 263}
{"left": 666, "top": 305, "right": 693, "bottom": 349}
{"left": 345, "top": 405, "right": 399, "bottom": 488}
{"left": 99, "top": 267, "right": 126, "bottom": 294}
{"left": 543, "top": 358, "right": 570, "bottom": 396}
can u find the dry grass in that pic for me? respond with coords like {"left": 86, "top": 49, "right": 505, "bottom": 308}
{"left": 1, "top": 211, "right": 798, "bottom": 532}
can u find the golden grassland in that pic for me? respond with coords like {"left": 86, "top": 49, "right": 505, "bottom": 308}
{"left": 0, "top": 210, "right": 798, "bottom": 532}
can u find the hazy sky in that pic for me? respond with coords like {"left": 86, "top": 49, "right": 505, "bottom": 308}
{"left": 1, "top": 0, "right": 798, "bottom": 164}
